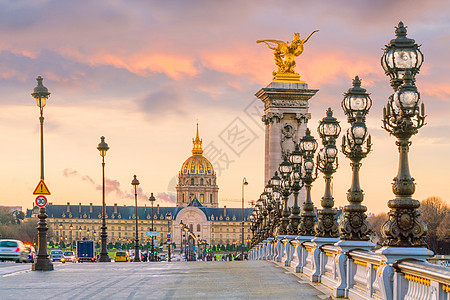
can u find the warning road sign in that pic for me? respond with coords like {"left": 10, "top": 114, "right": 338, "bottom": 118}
{"left": 35, "top": 195, "right": 48, "bottom": 208}
{"left": 33, "top": 180, "right": 51, "bottom": 195}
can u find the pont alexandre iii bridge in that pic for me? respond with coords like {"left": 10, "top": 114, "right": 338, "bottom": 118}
{"left": 248, "top": 22, "right": 450, "bottom": 300}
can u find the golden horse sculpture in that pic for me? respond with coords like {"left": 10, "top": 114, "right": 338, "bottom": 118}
{"left": 257, "top": 30, "right": 318, "bottom": 83}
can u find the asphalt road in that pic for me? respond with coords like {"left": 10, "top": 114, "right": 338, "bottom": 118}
{"left": 0, "top": 261, "right": 328, "bottom": 299}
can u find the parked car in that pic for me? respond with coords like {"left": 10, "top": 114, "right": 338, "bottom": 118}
{"left": 114, "top": 251, "right": 129, "bottom": 262}
{"left": 63, "top": 251, "right": 76, "bottom": 263}
{"left": 50, "top": 250, "right": 64, "bottom": 262}
{"left": 0, "top": 239, "right": 27, "bottom": 263}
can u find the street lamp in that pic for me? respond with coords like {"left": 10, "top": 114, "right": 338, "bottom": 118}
{"left": 241, "top": 177, "right": 248, "bottom": 260}
{"left": 78, "top": 226, "right": 82, "bottom": 240}
{"left": 340, "top": 76, "right": 373, "bottom": 241}
{"left": 70, "top": 224, "right": 73, "bottom": 251}
{"left": 180, "top": 220, "right": 184, "bottom": 259}
{"left": 316, "top": 108, "right": 341, "bottom": 238}
{"left": 149, "top": 193, "right": 156, "bottom": 261}
{"left": 59, "top": 223, "right": 63, "bottom": 248}
{"left": 166, "top": 212, "right": 172, "bottom": 262}
{"left": 298, "top": 128, "right": 318, "bottom": 236}
{"left": 87, "top": 228, "right": 90, "bottom": 240}
{"left": 31, "top": 76, "right": 53, "bottom": 271}
{"left": 97, "top": 136, "right": 111, "bottom": 262}
{"left": 278, "top": 156, "right": 292, "bottom": 235}
{"left": 270, "top": 172, "right": 282, "bottom": 234}
{"left": 131, "top": 175, "right": 141, "bottom": 262}
{"left": 287, "top": 144, "right": 303, "bottom": 235}
{"left": 380, "top": 24, "right": 427, "bottom": 247}
{"left": 381, "top": 21, "right": 424, "bottom": 91}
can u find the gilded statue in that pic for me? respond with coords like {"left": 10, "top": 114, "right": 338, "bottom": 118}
{"left": 257, "top": 30, "right": 318, "bottom": 82}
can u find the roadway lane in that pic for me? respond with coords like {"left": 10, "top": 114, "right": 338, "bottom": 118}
{"left": 0, "top": 261, "right": 328, "bottom": 299}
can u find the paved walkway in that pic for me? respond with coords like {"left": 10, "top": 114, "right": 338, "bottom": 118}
{"left": 0, "top": 261, "right": 328, "bottom": 299}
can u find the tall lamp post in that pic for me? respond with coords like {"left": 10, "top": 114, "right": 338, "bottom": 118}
{"left": 241, "top": 177, "right": 248, "bottom": 260}
{"left": 315, "top": 108, "right": 341, "bottom": 238}
{"left": 339, "top": 76, "right": 373, "bottom": 243}
{"left": 278, "top": 157, "right": 293, "bottom": 235}
{"left": 97, "top": 136, "right": 111, "bottom": 262}
{"left": 32, "top": 76, "right": 53, "bottom": 271}
{"left": 287, "top": 145, "right": 303, "bottom": 235}
{"left": 70, "top": 224, "right": 73, "bottom": 251}
{"left": 298, "top": 129, "right": 318, "bottom": 237}
{"left": 59, "top": 223, "right": 63, "bottom": 248}
{"left": 131, "top": 175, "right": 141, "bottom": 262}
{"left": 149, "top": 193, "right": 156, "bottom": 261}
{"left": 166, "top": 212, "right": 172, "bottom": 262}
{"left": 180, "top": 220, "right": 184, "bottom": 258}
{"left": 380, "top": 22, "right": 427, "bottom": 249}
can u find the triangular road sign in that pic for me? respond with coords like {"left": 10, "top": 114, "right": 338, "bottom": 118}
{"left": 33, "top": 180, "right": 51, "bottom": 195}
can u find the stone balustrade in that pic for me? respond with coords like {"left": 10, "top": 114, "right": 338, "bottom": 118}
{"left": 249, "top": 236, "right": 450, "bottom": 300}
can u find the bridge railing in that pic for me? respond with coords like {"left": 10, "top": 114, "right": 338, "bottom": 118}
{"left": 393, "top": 259, "right": 450, "bottom": 300}
{"left": 249, "top": 237, "right": 450, "bottom": 300}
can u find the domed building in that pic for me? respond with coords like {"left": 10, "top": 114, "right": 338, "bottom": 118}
{"left": 176, "top": 124, "right": 219, "bottom": 207}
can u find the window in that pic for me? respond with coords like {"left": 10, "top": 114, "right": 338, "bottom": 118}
{"left": 190, "top": 224, "right": 193, "bottom": 232}
{"left": 200, "top": 194, "right": 204, "bottom": 203}
{"left": 212, "top": 234, "right": 214, "bottom": 238}
{"left": 197, "top": 224, "right": 201, "bottom": 232}
{"left": 191, "top": 178, "right": 194, "bottom": 185}
{"left": 200, "top": 178, "right": 203, "bottom": 185}
{"left": 182, "top": 194, "right": 185, "bottom": 202}
{"left": 211, "top": 228, "right": 214, "bottom": 232}
{"left": 210, "top": 194, "right": 212, "bottom": 203}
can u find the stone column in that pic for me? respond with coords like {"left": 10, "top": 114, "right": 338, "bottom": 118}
{"left": 256, "top": 82, "right": 317, "bottom": 207}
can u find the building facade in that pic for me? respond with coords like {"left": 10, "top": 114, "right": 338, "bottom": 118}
{"left": 24, "top": 124, "right": 253, "bottom": 250}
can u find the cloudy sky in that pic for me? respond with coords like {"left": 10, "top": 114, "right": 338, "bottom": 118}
{"left": 0, "top": 0, "right": 449, "bottom": 213}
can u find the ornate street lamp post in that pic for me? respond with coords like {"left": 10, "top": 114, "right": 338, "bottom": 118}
{"left": 298, "top": 128, "right": 318, "bottom": 236}
{"left": 131, "top": 175, "right": 141, "bottom": 262}
{"left": 270, "top": 172, "right": 282, "bottom": 235}
{"left": 287, "top": 145, "right": 303, "bottom": 235}
{"left": 278, "top": 157, "right": 293, "bottom": 235}
{"left": 149, "top": 193, "right": 156, "bottom": 261}
{"left": 31, "top": 76, "right": 53, "bottom": 271}
{"left": 166, "top": 212, "right": 172, "bottom": 262}
{"left": 97, "top": 136, "right": 111, "bottom": 262}
{"left": 339, "top": 76, "right": 373, "bottom": 242}
{"left": 381, "top": 22, "right": 423, "bottom": 91}
{"left": 315, "top": 108, "right": 341, "bottom": 238}
{"left": 380, "top": 30, "right": 427, "bottom": 248}
{"left": 241, "top": 177, "right": 248, "bottom": 260}
{"left": 180, "top": 220, "right": 184, "bottom": 258}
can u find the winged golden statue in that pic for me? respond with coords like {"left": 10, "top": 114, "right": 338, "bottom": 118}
{"left": 257, "top": 30, "right": 318, "bottom": 83}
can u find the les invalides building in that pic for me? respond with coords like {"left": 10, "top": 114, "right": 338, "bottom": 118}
{"left": 25, "top": 125, "right": 253, "bottom": 251}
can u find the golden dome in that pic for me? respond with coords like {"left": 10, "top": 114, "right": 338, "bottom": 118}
{"left": 180, "top": 123, "right": 215, "bottom": 176}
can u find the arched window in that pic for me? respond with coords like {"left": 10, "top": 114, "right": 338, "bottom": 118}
{"left": 182, "top": 194, "right": 185, "bottom": 202}
{"left": 210, "top": 194, "right": 212, "bottom": 203}
{"left": 191, "top": 178, "right": 194, "bottom": 185}
{"left": 197, "top": 224, "right": 201, "bottom": 232}
{"left": 200, "top": 178, "right": 204, "bottom": 185}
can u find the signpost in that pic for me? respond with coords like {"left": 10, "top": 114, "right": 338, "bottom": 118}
{"left": 33, "top": 180, "right": 51, "bottom": 195}
{"left": 35, "top": 195, "right": 48, "bottom": 208}
{"left": 167, "top": 233, "right": 171, "bottom": 243}
{"left": 145, "top": 231, "right": 159, "bottom": 237}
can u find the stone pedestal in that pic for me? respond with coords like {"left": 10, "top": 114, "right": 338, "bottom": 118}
{"left": 275, "top": 235, "right": 286, "bottom": 262}
{"left": 256, "top": 82, "right": 317, "bottom": 207}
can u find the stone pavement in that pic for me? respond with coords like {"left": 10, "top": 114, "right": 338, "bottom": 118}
{"left": 0, "top": 261, "right": 330, "bottom": 299}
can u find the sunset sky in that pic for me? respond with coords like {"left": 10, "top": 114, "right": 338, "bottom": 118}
{"left": 0, "top": 0, "right": 449, "bottom": 214}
